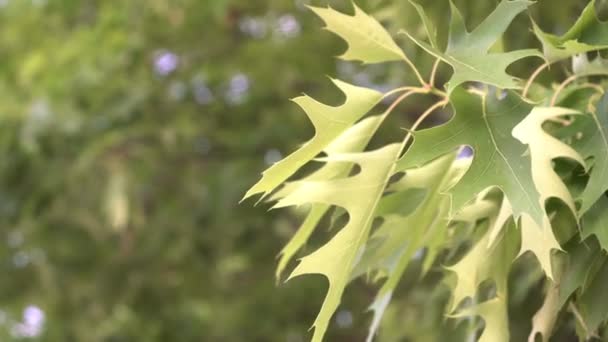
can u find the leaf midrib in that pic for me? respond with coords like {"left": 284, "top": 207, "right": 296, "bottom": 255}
{"left": 331, "top": 14, "right": 403, "bottom": 60}
{"left": 482, "top": 97, "right": 539, "bottom": 219}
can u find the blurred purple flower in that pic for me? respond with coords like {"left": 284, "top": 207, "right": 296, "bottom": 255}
{"left": 225, "top": 73, "right": 250, "bottom": 105}
{"left": 24, "top": 306, "right": 44, "bottom": 327}
{"left": 154, "top": 50, "right": 179, "bottom": 76}
{"left": 11, "top": 305, "right": 44, "bottom": 338}
{"left": 239, "top": 17, "right": 267, "bottom": 39}
{"left": 276, "top": 14, "right": 301, "bottom": 38}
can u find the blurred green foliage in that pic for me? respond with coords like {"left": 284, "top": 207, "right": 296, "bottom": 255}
{"left": 0, "top": 0, "right": 600, "bottom": 341}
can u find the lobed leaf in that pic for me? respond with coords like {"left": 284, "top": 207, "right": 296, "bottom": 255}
{"left": 398, "top": 88, "right": 544, "bottom": 226}
{"left": 533, "top": 0, "right": 608, "bottom": 62}
{"left": 404, "top": 0, "right": 541, "bottom": 93}
{"left": 449, "top": 214, "right": 520, "bottom": 342}
{"left": 573, "top": 92, "right": 608, "bottom": 214}
{"left": 244, "top": 79, "right": 382, "bottom": 200}
{"left": 274, "top": 115, "right": 384, "bottom": 279}
{"left": 359, "top": 153, "right": 464, "bottom": 342}
{"left": 274, "top": 144, "right": 402, "bottom": 342}
{"left": 310, "top": 3, "right": 405, "bottom": 64}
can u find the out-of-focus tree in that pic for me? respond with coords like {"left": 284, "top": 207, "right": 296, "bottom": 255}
{"left": 0, "top": 1, "right": 355, "bottom": 340}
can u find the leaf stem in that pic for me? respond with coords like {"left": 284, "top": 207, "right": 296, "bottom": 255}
{"left": 550, "top": 74, "right": 579, "bottom": 106}
{"left": 401, "top": 54, "right": 428, "bottom": 86}
{"left": 429, "top": 87, "right": 447, "bottom": 99}
{"left": 429, "top": 59, "right": 441, "bottom": 88}
{"left": 398, "top": 99, "right": 448, "bottom": 156}
{"left": 382, "top": 89, "right": 425, "bottom": 117}
{"left": 382, "top": 86, "right": 420, "bottom": 100}
{"left": 523, "top": 62, "right": 549, "bottom": 99}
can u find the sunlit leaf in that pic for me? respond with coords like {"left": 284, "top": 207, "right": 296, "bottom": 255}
{"left": 245, "top": 80, "right": 382, "bottom": 200}
{"left": 275, "top": 144, "right": 402, "bottom": 342}
{"left": 310, "top": 3, "right": 405, "bottom": 64}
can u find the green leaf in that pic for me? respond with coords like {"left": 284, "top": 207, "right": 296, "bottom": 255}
{"left": 577, "top": 258, "right": 608, "bottom": 334}
{"left": 581, "top": 196, "right": 608, "bottom": 251}
{"left": 353, "top": 153, "right": 458, "bottom": 278}
{"left": 274, "top": 115, "right": 384, "bottom": 279}
{"left": 533, "top": 0, "right": 608, "bottom": 62}
{"left": 309, "top": 3, "right": 405, "bottom": 64}
{"left": 398, "top": 88, "right": 544, "bottom": 226}
{"left": 404, "top": 0, "right": 540, "bottom": 93}
{"left": 407, "top": 0, "right": 438, "bottom": 48}
{"left": 275, "top": 144, "right": 402, "bottom": 342}
{"left": 448, "top": 202, "right": 513, "bottom": 311}
{"left": 399, "top": 89, "right": 577, "bottom": 278}
{"left": 559, "top": 238, "right": 602, "bottom": 306}
{"left": 359, "top": 153, "right": 465, "bottom": 342}
{"left": 449, "top": 218, "right": 520, "bottom": 342}
{"left": 572, "top": 53, "right": 608, "bottom": 77}
{"left": 244, "top": 79, "right": 382, "bottom": 200}
{"left": 574, "top": 92, "right": 608, "bottom": 214}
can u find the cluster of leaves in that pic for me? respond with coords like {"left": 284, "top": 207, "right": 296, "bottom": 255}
{"left": 247, "top": 1, "right": 608, "bottom": 341}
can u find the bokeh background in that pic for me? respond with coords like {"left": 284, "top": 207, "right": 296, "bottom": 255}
{"left": 0, "top": 0, "right": 598, "bottom": 341}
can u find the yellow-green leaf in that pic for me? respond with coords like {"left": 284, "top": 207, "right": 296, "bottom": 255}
{"left": 275, "top": 144, "right": 401, "bottom": 342}
{"left": 244, "top": 79, "right": 382, "bottom": 200}
{"left": 310, "top": 3, "right": 405, "bottom": 64}
{"left": 275, "top": 115, "right": 384, "bottom": 279}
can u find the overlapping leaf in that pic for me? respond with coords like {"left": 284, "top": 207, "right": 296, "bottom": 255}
{"left": 449, "top": 207, "right": 520, "bottom": 342}
{"left": 512, "top": 106, "right": 586, "bottom": 276}
{"left": 572, "top": 92, "right": 608, "bottom": 214}
{"left": 577, "top": 259, "right": 608, "bottom": 335}
{"left": 572, "top": 53, "right": 608, "bottom": 77}
{"left": 274, "top": 115, "right": 384, "bottom": 279}
{"left": 529, "top": 283, "right": 560, "bottom": 342}
{"left": 404, "top": 0, "right": 540, "bottom": 93}
{"left": 398, "top": 88, "right": 544, "bottom": 225}
{"left": 399, "top": 89, "right": 581, "bottom": 278}
{"left": 581, "top": 196, "right": 608, "bottom": 251}
{"left": 356, "top": 153, "right": 467, "bottom": 342}
{"left": 558, "top": 238, "right": 603, "bottom": 306}
{"left": 533, "top": 0, "right": 608, "bottom": 62}
{"left": 512, "top": 107, "right": 585, "bottom": 215}
{"left": 274, "top": 144, "right": 401, "bottom": 342}
{"left": 244, "top": 80, "right": 383, "bottom": 200}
